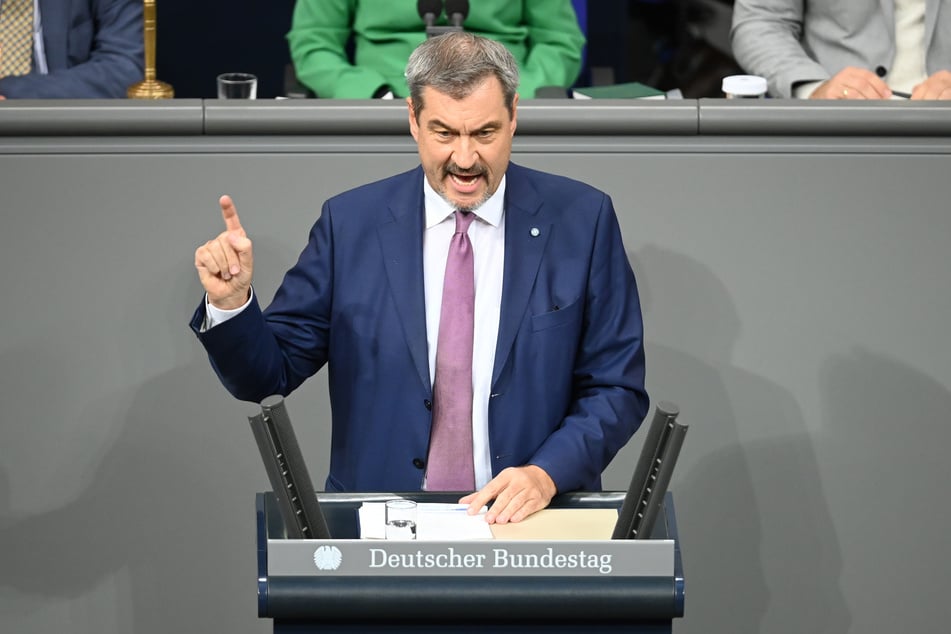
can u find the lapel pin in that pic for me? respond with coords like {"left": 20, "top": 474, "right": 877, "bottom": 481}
{"left": 530, "top": 227, "right": 540, "bottom": 237}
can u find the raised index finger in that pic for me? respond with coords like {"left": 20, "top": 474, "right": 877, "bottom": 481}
{"left": 219, "top": 195, "right": 244, "bottom": 233}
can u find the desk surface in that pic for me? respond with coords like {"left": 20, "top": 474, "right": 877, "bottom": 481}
{"left": 2, "top": 99, "right": 951, "bottom": 138}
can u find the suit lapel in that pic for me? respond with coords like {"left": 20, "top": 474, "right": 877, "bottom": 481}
{"left": 492, "top": 165, "right": 550, "bottom": 388}
{"left": 38, "top": 0, "right": 68, "bottom": 70}
{"left": 880, "top": 0, "right": 894, "bottom": 32}
{"left": 376, "top": 165, "right": 552, "bottom": 393}
{"left": 377, "top": 168, "right": 431, "bottom": 393}
{"left": 924, "top": 0, "right": 939, "bottom": 53}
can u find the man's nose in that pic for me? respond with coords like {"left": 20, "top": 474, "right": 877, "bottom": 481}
{"left": 452, "top": 136, "right": 477, "bottom": 169}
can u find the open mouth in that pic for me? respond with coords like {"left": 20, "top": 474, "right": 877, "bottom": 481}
{"left": 449, "top": 172, "right": 483, "bottom": 192}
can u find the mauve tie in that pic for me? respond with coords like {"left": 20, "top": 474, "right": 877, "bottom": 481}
{"left": 425, "top": 210, "right": 476, "bottom": 490}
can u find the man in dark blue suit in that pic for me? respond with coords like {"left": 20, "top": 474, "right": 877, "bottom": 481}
{"left": 0, "top": 0, "right": 143, "bottom": 98}
{"left": 192, "top": 32, "right": 648, "bottom": 523}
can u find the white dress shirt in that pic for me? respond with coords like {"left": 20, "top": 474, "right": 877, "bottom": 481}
{"left": 889, "top": 0, "right": 927, "bottom": 93}
{"left": 31, "top": 0, "right": 47, "bottom": 74}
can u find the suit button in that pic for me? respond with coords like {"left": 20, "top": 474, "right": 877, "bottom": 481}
{"left": 413, "top": 458, "right": 426, "bottom": 469}
{"left": 876, "top": 65, "right": 887, "bottom": 77}
{"left": 424, "top": 399, "right": 432, "bottom": 411}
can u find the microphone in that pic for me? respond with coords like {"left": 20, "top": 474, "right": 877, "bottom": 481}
{"left": 445, "top": 0, "right": 469, "bottom": 28}
{"left": 417, "top": 0, "right": 442, "bottom": 28}
{"left": 249, "top": 395, "right": 332, "bottom": 540}
{"left": 611, "top": 402, "right": 689, "bottom": 540}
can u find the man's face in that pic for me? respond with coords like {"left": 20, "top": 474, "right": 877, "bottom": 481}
{"left": 408, "top": 77, "right": 518, "bottom": 212}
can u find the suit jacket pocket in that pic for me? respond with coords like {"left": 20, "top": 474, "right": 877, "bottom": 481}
{"left": 531, "top": 298, "right": 582, "bottom": 332}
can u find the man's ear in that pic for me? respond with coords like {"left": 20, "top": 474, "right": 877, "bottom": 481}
{"left": 407, "top": 98, "right": 420, "bottom": 141}
{"left": 510, "top": 93, "right": 520, "bottom": 134}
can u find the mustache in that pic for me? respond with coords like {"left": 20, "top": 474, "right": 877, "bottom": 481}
{"left": 444, "top": 162, "right": 486, "bottom": 177}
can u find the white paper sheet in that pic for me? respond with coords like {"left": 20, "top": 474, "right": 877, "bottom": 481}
{"left": 359, "top": 501, "right": 493, "bottom": 540}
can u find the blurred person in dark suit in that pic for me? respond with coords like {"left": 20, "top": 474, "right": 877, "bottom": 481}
{"left": 0, "top": 0, "right": 143, "bottom": 99}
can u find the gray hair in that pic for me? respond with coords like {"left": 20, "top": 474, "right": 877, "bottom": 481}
{"left": 405, "top": 32, "right": 520, "bottom": 120}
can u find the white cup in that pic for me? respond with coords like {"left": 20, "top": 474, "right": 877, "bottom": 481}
{"left": 722, "top": 75, "right": 768, "bottom": 99}
{"left": 217, "top": 73, "right": 258, "bottom": 99}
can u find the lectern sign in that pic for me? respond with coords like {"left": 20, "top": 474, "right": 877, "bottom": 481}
{"left": 268, "top": 539, "right": 675, "bottom": 577}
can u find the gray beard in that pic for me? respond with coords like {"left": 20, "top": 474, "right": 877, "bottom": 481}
{"left": 438, "top": 187, "right": 490, "bottom": 213}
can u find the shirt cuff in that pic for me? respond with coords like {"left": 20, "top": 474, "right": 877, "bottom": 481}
{"left": 794, "top": 80, "right": 823, "bottom": 99}
{"left": 202, "top": 289, "right": 254, "bottom": 331}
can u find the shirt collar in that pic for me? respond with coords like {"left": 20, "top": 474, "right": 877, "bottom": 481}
{"left": 423, "top": 174, "right": 506, "bottom": 229}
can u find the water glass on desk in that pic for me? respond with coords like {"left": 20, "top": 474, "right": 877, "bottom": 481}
{"left": 217, "top": 73, "right": 257, "bottom": 99}
{"left": 385, "top": 499, "right": 417, "bottom": 540}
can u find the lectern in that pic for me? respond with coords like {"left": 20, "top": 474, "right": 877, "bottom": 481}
{"left": 255, "top": 491, "right": 685, "bottom": 633}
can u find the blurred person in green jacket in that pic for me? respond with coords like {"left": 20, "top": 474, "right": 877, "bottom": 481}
{"left": 288, "top": 0, "right": 585, "bottom": 98}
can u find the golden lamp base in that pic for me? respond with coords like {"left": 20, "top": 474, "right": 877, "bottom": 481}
{"left": 127, "top": 79, "right": 174, "bottom": 99}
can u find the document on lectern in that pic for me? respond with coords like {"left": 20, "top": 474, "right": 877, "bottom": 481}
{"left": 359, "top": 502, "right": 494, "bottom": 540}
{"left": 359, "top": 503, "right": 618, "bottom": 541}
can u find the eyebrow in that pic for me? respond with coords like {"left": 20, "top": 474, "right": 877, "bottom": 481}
{"left": 427, "top": 119, "right": 502, "bottom": 134}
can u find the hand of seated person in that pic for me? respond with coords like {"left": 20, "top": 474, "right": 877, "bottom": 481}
{"left": 811, "top": 67, "right": 891, "bottom": 99}
{"left": 910, "top": 70, "right": 951, "bottom": 100}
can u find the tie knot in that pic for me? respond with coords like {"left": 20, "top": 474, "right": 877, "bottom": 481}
{"left": 454, "top": 210, "right": 475, "bottom": 234}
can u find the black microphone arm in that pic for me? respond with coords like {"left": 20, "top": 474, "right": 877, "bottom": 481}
{"left": 612, "top": 402, "right": 689, "bottom": 540}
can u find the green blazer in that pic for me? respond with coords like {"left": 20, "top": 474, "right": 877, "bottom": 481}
{"left": 288, "top": 0, "right": 585, "bottom": 98}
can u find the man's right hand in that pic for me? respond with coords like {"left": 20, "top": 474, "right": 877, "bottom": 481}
{"left": 810, "top": 67, "right": 892, "bottom": 99}
{"left": 194, "top": 195, "right": 254, "bottom": 309}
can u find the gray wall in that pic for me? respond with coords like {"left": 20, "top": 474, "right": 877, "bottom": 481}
{"left": 1, "top": 100, "right": 950, "bottom": 633}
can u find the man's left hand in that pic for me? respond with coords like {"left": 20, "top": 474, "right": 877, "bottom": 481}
{"left": 459, "top": 465, "right": 557, "bottom": 524}
{"left": 911, "top": 70, "right": 951, "bottom": 100}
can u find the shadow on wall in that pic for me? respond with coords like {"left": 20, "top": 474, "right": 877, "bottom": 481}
{"left": 627, "top": 244, "right": 850, "bottom": 633}
{"left": 818, "top": 350, "right": 951, "bottom": 632}
{"left": 0, "top": 257, "right": 274, "bottom": 633}
{"left": 0, "top": 193, "right": 341, "bottom": 632}
{"left": 0, "top": 354, "right": 269, "bottom": 633}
